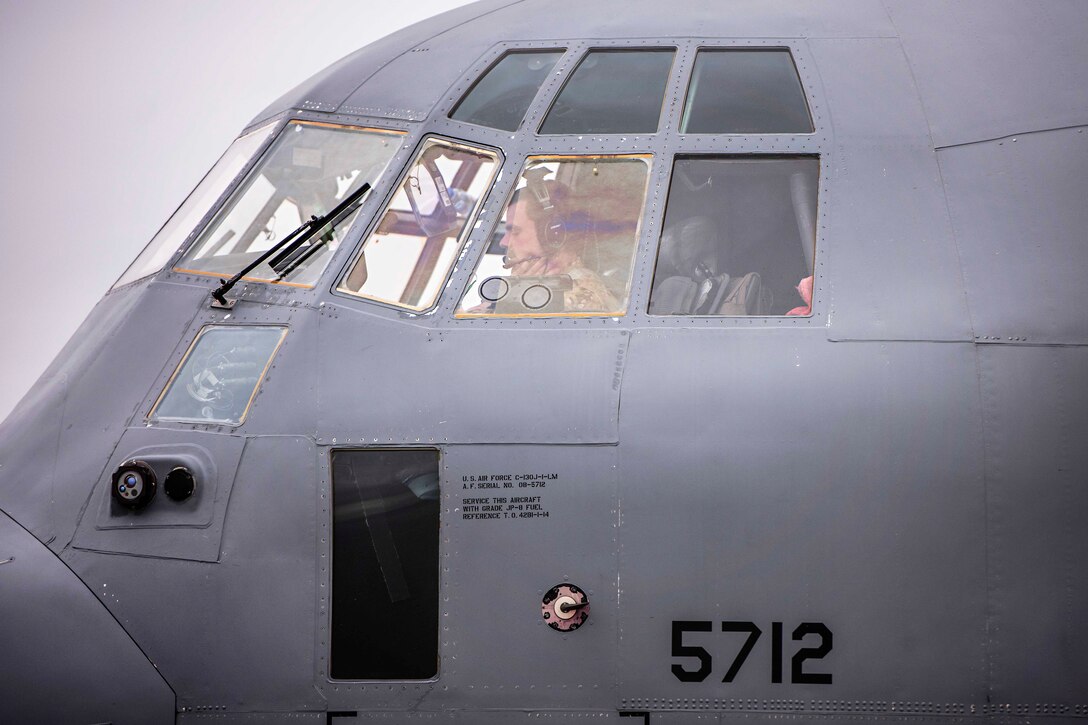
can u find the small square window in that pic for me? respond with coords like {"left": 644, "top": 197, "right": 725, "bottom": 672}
{"left": 450, "top": 50, "right": 565, "bottom": 131}
{"left": 540, "top": 50, "right": 675, "bottom": 135}
{"left": 150, "top": 326, "right": 287, "bottom": 425}
{"left": 680, "top": 50, "right": 813, "bottom": 134}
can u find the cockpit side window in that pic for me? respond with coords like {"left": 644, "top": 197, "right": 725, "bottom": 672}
{"left": 456, "top": 155, "right": 651, "bottom": 317}
{"left": 450, "top": 50, "right": 565, "bottom": 131}
{"left": 174, "top": 121, "right": 404, "bottom": 288}
{"left": 680, "top": 50, "right": 813, "bottom": 134}
{"left": 337, "top": 138, "right": 499, "bottom": 311}
{"left": 648, "top": 156, "right": 818, "bottom": 316}
{"left": 149, "top": 325, "right": 287, "bottom": 425}
{"left": 540, "top": 50, "right": 675, "bottom": 134}
{"left": 113, "top": 121, "right": 277, "bottom": 289}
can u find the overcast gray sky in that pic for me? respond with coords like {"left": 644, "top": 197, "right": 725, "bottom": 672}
{"left": 0, "top": 0, "right": 472, "bottom": 420}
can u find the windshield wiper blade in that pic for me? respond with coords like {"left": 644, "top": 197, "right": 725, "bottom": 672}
{"left": 210, "top": 182, "right": 371, "bottom": 308}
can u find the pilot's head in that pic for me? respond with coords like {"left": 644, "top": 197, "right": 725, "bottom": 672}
{"left": 500, "top": 180, "right": 585, "bottom": 276}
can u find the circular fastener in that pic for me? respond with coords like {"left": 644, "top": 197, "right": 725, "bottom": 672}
{"left": 111, "top": 460, "right": 157, "bottom": 510}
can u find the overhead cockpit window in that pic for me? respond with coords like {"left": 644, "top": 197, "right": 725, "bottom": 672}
{"left": 150, "top": 325, "right": 287, "bottom": 425}
{"left": 174, "top": 121, "right": 404, "bottom": 287}
{"left": 113, "top": 121, "right": 277, "bottom": 289}
{"left": 680, "top": 50, "right": 813, "bottom": 134}
{"left": 337, "top": 138, "right": 499, "bottom": 312}
{"left": 648, "top": 157, "right": 818, "bottom": 316}
{"left": 457, "top": 155, "right": 651, "bottom": 317}
{"left": 330, "top": 449, "right": 439, "bottom": 680}
{"left": 540, "top": 50, "right": 675, "bottom": 134}
{"left": 450, "top": 50, "right": 565, "bottom": 131}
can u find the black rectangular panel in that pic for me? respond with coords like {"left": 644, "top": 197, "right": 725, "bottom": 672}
{"left": 331, "top": 449, "right": 440, "bottom": 680}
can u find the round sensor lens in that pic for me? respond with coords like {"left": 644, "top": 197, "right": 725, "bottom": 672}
{"left": 111, "top": 460, "right": 157, "bottom": 510}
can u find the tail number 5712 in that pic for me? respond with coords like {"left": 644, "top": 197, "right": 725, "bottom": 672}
{"left": 671, "top": 620, "right": 832, "bottom": 684}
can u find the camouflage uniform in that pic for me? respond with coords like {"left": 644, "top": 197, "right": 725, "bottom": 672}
{"left": 565, "top": 267, "right": 620, "bottom": 313}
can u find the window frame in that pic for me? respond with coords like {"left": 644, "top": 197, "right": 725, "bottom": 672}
{"left": 677, "top": 46, "right": 816, "bottom": 136}
{"left": 325, "top": 447, "right": 443, "bottom": 683}
{"left": 536, "top": 46, "right": 679, "bottom": 137}
{"left": 146, "top": 324, "right": 288, "bottom": 428}
{"left": 645, "top": 153, "right": 821, "bottom": 319}
{"left": 448, "top": 48, "right": 568, "bottom": 132}
{"left": 111, "top": 119, "right": 282, "bottom": 291}
{"left": 324, "top": 38, "right": 828, "bottom": 328}
{"left": 332, "top": 134, "right": 505, "bottom": 314}
{"left": 453, "top": 152, "right": 656, "bottom": 319}
{"left": 170, "top": 119, "right": 408, "bottom": 290}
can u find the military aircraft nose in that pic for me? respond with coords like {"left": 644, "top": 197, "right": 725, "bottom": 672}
{"left": 0, "top": 509, "right": 175, "bottom": 724}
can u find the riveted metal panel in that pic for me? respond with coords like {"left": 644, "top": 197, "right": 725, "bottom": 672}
{"left": 250, "top": 0, "right": 526, "bottom": 124}
{"left": 70, "top": 427, "right": 245, "bottom": 562}
{"left": 314, "top": 308, "right": 628, "bottom": 444}
{"left": 256, "top": 0, "right": 895, "bottom": 130}
{"left": 338, "top": 39, "right": 495, "bottom": 122}
{"left": 178, "top": 714, "right": 323, "bottom": 723}
{"left": 886, "top": 0, "right": 1088, "bottom": 148}
{"left": 617, "top": 330, "right": 986, "bottom": 708}
{"left": 653, "top": 715, "right": 720, "bottom": 724}
{"left": 316, "top": 445, "right": 618, "bottom": 712}
{"left": 0, "top": 511, "right": 175, "bottom": 724}
{"left": 65, "top": 436, "right": 323, "bottom": 713}
{"left": 0, "top": 280, "right": 205, "bottom": 548}
{"left": 938, "top": 126, "right": 1088, "bottom": 346}
{"left": 809, "top": 38, "right": 971, "bottom": 342}
{"left": 449, "top": 0, "right": 896, "bottom": 42}
{"left": 436, "top": 445, "right": 617, "bottom": 710}
{"left": 978, "top": 345, "right": 1088, "bottom": 705}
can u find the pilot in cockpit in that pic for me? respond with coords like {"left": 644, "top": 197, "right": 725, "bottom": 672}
{"left": 491, "top": 177, "right": 619, "bottom": 313}
{"left": 649, "top": 214, "right": 773, "bottom": 316}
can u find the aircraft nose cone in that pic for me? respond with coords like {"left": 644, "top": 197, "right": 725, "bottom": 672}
{"left": 0, "top": 509, "right": 174, "bottom": 724}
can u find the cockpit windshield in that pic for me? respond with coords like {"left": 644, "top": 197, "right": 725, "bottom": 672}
{"left": 113, "top": 121, "right": 277, "bottom": 289}
{"left": 457, "top": 155, "right": 651, "bottom": 317}
{"left": 337, "top": 138, "right": 499, "bottom": 311}
{"left": 174, "top": 121, "right": 404, "bottom": 287}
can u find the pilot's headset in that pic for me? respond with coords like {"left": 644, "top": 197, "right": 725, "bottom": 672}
{"left": 522, "top": 168, "right": 571, "bottom": 254}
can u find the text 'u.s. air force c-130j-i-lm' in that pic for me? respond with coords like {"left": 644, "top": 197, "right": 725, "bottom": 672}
{"left": 2, "top": 1, "right": 1087, "bottom": 723}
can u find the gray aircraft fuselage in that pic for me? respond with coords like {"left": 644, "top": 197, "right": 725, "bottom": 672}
{"left": 1, "top": 1, "right": 1086, "bottom": 723}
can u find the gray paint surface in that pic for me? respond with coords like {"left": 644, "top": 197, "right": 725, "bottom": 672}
{"left": 939, "top": 127, "right": 1088, "bottom": 345}
{"left": 886, "top": 0, "right": 1088, "bottom": 147}
{"left": 1, "top": 1, "right": 1087, "bottom": 723}
{"left": 0, "top": 511, "right": 175, "bottom": 723}
{"left": 977, "top": 345, "right": 1088, "bottom": 703}
{"left": 811, "top": 37, "right": 972, "bottom": 342}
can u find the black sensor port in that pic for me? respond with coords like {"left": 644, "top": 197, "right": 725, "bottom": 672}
{"left": 164, "top": 466, "right": 197, "bottom": 502}
{"left": 111, "top": 460, "right": 157, "bottom": 510}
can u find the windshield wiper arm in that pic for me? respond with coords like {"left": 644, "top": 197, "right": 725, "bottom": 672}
{"left": 210, "top": 182, "right": 371, "bottom": 308}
